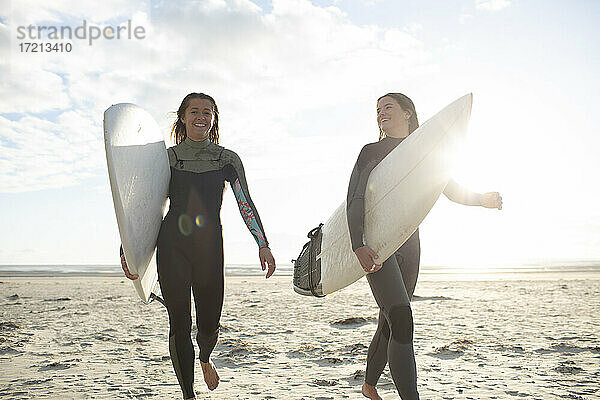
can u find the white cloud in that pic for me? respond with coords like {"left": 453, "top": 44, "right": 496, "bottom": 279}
{"left": 404, "top": 22, "right": 423, "bottom": 34}
{"left": 0, "top": 0, "right": 434, "bottom": 194}
{"left": 0, "top": 22, "right": 8, "bottom": 61}
{"left": 360, "top": 0, "right": 384, "bottom": 6}
{"left": 459, "top": 13, "right": 474, "bottom": 24}
{"left": 0, "top": 64, "right": 71, "bottom": 113}
{"left": 475, "top": 0, "right": 511, "bottom": 11}
{"left": 0, "top": 113, "right": 103, "bottom": 193}
{"left": 0, "top": 0, "right": 148, "bottom": 23}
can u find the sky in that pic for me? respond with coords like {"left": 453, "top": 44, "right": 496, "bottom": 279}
{"left": 0, "top": 0, "right": 599, "bottom": 269}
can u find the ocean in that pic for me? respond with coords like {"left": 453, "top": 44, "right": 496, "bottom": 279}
{"left": 1, "top": 262, "right": 598, "bottom": 278}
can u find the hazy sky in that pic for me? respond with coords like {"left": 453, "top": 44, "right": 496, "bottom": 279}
{"left": 1, "top": 0, "right": 598, "bottom": 268}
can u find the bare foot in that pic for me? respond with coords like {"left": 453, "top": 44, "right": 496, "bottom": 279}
{"left": 200, "top": 360, "right": 220, "bottom": 391}
{"left": 362, "top": 382, "right": 383, "bottom": 400}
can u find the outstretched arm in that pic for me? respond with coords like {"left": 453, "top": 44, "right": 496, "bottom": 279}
{"left": 223, "top": 150, "right": 276, "bottom": 278}
{"left": 443, "top": 179, "right": 502, "bottom": 210}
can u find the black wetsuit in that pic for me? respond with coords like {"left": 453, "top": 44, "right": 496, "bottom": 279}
{"left": 347, "top": 136, "right": 420, "bottom": 400}
{"left": 158, "top": 137, "right": 268, "bottom": 399}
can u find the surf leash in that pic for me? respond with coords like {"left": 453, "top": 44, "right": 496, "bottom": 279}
{"left": 150, "top": 293, "right": 167, "bottom": 308}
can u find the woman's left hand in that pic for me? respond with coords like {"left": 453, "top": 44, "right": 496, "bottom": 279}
{"left": 481, "top": 192, "right": 503, "bottom": 210}
{"left": 259, "top": 247, "right": 276, "bottom": 279}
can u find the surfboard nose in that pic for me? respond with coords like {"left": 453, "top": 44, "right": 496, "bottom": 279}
{"left": 104, "top": 104, "right": 163, "bottom": 147}
{"left": 465, "top": 93, "right": 473, "bottom": 119}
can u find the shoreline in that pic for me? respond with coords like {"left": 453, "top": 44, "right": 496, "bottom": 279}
{"left": 1, "top": 269, "right": 599, "bottom": 281}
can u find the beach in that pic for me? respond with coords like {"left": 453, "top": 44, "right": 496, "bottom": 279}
{"left": 1, "top": 272, "right": 599, "bottom": 399}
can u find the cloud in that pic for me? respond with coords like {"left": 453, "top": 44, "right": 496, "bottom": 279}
{"left": 404, "top": 22, "right": 423, "bottom": 34}
{"left": 475, "top": 0, "right": 511, "bottom": 11}
{"left": 359, "top": 0, "right": 385, "bottom": 6}
{"left": 0, "top": 112, "right": 103, "bottom": 193}
{"left": 1, "top": 0, "right": 434, "bottom": 193}
{"left": 459, "top": 13, "right": 474, "bottom": 24}
{"left": 0, "top": 0, "right": 147, "bottom": 23}
{"left": 0, "top": 64, "right": 71, "bottom": 114}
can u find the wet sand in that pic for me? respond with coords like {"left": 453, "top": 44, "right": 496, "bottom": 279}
{"left": 1, "top": 274, "right": 599, "bottom": 399}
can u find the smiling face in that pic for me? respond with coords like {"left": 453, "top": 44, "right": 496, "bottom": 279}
{"left": 377, "top": 96, "right": 411, "bottom": 138}
{"left": 181, "top": 98, "right": 215, "bottom": 141}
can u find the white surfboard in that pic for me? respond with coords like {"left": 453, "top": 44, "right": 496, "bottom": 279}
{"left": 104, "top": 103, "right": 170, "bottom": 303}
{"left": 294, "top": 93, "right": 473, "bottom": 296}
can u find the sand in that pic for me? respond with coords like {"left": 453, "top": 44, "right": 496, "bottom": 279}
{"left": 1, "top": 274, "right": 599, "bottom": 399}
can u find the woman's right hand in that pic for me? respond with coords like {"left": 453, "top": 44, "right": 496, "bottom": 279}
{"left": 120, "top": 253, "right": 139, "bottom": 280}
{"left": 354, "top": 246, "right": 382, "bottom": 274}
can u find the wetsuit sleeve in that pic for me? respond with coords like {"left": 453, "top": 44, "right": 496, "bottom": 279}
{"left": 222, "top": 150, "right": 269, "bottom": 249}
{"left": 443, "top": 179, "right": 482, "bottom": 205}
{"left": 346, "top": 146, "right": 372, "bottom": 251}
